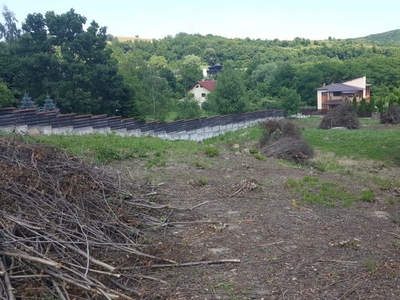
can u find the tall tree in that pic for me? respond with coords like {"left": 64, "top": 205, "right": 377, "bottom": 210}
{"left": 0, "top": 5, "right": 21, "bottom": 42}
{"left": 0, "top": 80, "right": 16, "bottom": 108}
{"left": 15, "top": 9, "right": 133, "bottom": 116}
{"left": 279, "top": 87, "right": 302, "bottom": 116}
{"left": 134, "top": 66, "right": 173, "bottom": 121}
{"left": 203, "top": 61, "right": 246, "bottom": 115}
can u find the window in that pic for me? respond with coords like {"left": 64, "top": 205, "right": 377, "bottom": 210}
{"left": 322, "top": 92, "right": 327, "bottom": 96}
{"left": 201, "top": 93, "right": 206, "bottom": 97}
{"left": 196, "top": 85, "right": 200, "bottom": 88}
{"left": 333, "top": 92, "right": 341, "bottom": 96}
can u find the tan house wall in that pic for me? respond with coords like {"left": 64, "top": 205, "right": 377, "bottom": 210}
{"left": 317, "top": 76, "right": 370, "bottom": 110}
{"left": 343, "top": 76, "right": 366, "bottom": 98}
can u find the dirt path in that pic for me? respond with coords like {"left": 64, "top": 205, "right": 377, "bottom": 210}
{"left": 114, "top": 148, "right": 400, "bottom": 299}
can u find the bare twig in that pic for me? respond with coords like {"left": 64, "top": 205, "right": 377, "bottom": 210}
{"left": 230, "top": 185, "right": 246, "bottom": 197}
{"left": 52, "top": 279, "right": 68, "bottom": 300}
{"left": 151, "top": 259, "right": 241, "bottom": 268}
{"left": 383, "top": 230, "right": 400, "bottom": 238}
{"left": 0, "top": 258, "right": 15, "bottom": 300}
{"left": 189, "top": 201, "right": 209, "bottom": 210}
{"left": 0, "top": 251, "right": 61, "bottom": 269}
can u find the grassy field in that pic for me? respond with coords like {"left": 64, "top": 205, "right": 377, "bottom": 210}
{"left": 28, "top": 116, "right": 400, "bottom": 168}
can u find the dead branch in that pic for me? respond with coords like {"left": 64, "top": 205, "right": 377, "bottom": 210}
{"left": 0, "top": 251, "right": 61, "bottom": 269}
{"left": 231, "top": 185, "right": 246, "bottom": 197}
{"left": 0, "top": 135, "right": 183, "bottom": 298}
{"left": 151, "top": 259, "right": 241, "bottom": 268}
{"left": 0, "top": 259, "right": 15, "bottom": 300}
{"left": 189, "top": 201, "right": 209, "bottom": 210}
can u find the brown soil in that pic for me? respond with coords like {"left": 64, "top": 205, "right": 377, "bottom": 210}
{"left": 112, "top": 145, "right": 400, "bottom": 300}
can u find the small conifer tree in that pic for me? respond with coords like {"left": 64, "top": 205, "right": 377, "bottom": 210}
{"left": 18, "top": 92, "right": 36, "bottom": 109}
{"left": 43, "top": 94, "right": 58, "bottom": 111}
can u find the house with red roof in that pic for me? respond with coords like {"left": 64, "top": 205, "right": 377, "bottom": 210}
{"left": 187, "top": 80, "right": 217, "bottom": 105}
{"left": 316, "top": 76, "right": 371, "bottom": 110}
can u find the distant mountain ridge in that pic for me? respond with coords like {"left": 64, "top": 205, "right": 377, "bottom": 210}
{"left": 353, "top": 29, "right": 400, "bottom": 45}
{"left": 115, "top": 30, "right": 400, "bottom": 45}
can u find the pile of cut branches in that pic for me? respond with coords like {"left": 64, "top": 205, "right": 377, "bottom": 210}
{"left": 259, "top": 119, "right": 314, "bottom": 163}
{"left": 380, "top": 104, "right": 400, "bottom": 124}
{"left": 0, "top": 135, "right": 174, "bottom": 299}
{"left": 319, "top": 100, "right": 360, "bottom": 129}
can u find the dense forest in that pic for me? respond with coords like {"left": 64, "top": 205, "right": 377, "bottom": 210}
{"left": 1, "top": 6, "right": 400, "bottom": 121}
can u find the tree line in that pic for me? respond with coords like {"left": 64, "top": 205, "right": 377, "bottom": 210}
{"left": 1, "top": 6, "right": 400, "bottom": 121}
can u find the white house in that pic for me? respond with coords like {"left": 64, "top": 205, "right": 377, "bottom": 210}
{"left": 187, "top": 80, "right": 217, "bottom": 105}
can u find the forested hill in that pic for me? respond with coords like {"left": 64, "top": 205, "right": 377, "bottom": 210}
{"left": 352, "top": 29, "right": 400, "bottom": 46}
{"left": 1, "top": 6, "right": 400, "bottom": 121}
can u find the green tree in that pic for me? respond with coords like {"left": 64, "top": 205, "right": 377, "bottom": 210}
{"left": 279, "top": 87, "right": 302, "bottom": 116}
{"left": 18, "top": 91, "right": 36, "bottom": 109}
{"left": 0, "top": 80, "right": 16, "bottom": 108}
{"left": 179, "top": 63, "right": 203, "bottom": 92}
{"left": 134, "top": 66, "right": 172, "bottom": 122}
{"left": 203, "top": 61, "right": 246, "bottom": 115}
{"left": 268, "top": 63, "right": 298, "bottom": 97}
{"left": 0, "top": 5, "right": 21, "bottom": 42}
{"left": 352, "top": 97, "right": 358, "bottom": 111}
{"left": 359, "top": 98, "right": 367, "bottom": 112}
{"left": 0, "top": 9, "right": 134, "bottom": 116}
{"left": 175, "top": 94, "right": 201, "bottom": 120}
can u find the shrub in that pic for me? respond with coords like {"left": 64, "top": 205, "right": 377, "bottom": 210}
{"left": 204, "top": 145, "right": 220, "bottom": 157}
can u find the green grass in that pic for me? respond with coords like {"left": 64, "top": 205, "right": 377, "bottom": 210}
{"left": 32, "top": 133, "right": 200, "bottom": 164}
{"left": 206, "top": 126, "right": 263, "bottom": 148}
{"left": 18, "top": 116, "right": 400, "bottom": 168}
{"left": 285, "top": 176, "right": 361, "bottom": 207}
{"left": 303, "top": 127, "right": 400, "bottom": 164}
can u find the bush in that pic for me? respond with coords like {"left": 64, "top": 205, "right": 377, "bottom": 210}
{"left": 319, "top": 100, "right": 360, "bottom": 129}
{"left": 380, "top": 104, "right": 400, "bottom": 124}
{"left": 204, "top": 145, "right": 220, "bottom": 157}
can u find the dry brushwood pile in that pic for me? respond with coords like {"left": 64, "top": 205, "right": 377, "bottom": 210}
{"left": 259, "top": 119, "right": 314, "bottom": 162}
{"left": 0, "top": 136, "right": 177, "bottom": 299}
{"left": 380, "top": 104, "right": 400, "bottom": 124}
{"left": 319, "top": 100, "right": 360, "bottom": 129}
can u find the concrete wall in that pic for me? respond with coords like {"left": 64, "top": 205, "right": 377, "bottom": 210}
{"left": 0, "top": 108, "right": 284, "bottom": 141}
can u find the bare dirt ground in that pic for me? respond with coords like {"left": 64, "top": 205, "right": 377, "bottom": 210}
{"left": 112, "top": 144, "right": 400, "bottom": 300}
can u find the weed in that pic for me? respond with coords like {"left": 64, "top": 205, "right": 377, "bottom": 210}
{"left": 254, "top": 153, "right": 267, "bottom": 161}
{"left": 95, "top": 145, "right": 121, "bottom": 163}
{"left": 215, "top": 281, "right": 234, "bottom": 291}
{"left": 285, "top": 176, "right": 355, "bottom": 207}
{"left": 328, "top": 269, "right": 340, "bottom": 281}
{"left": 392, "top": 239, "right": 400, "bottom": 247}
{"left": 192, "top": 160, "right": 206, "bottom": 169}
{"left": 339, "top": 239, "right": 360, "bottom": 249}
{"left": 204, "top": 145, "right": 220, "bottom": 157}
{"left": 362, "top": 256, "right": 378, "bottom": 275}
{"left": 198, "top": 177, "right": 208, "bottom": 186}
{"left": 387, "top": 197, "right": 398, "bottom": 205}
{"left": 249, "top": 147, "right": 258, "bottom": 154}
{"left": 372, "top": 177, "right": 393, "bottom": 191}
{"left": 358, "top": 190, "right": 375, "bottom": 202}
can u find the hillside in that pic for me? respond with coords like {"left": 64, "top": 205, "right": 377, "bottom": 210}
{"left": 116, "top": 36, "right": 153, "bottom": 42}
{"left": 353, "top": 29, "right": 400, "bottom": 45}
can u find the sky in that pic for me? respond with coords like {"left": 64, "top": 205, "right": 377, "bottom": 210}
{"left": 3, "top": 0, "right": 400, "bottom": 41}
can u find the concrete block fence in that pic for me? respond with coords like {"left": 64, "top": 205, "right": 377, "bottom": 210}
{"left": 0, "top": 107, "right": 284, "bottom": 141}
